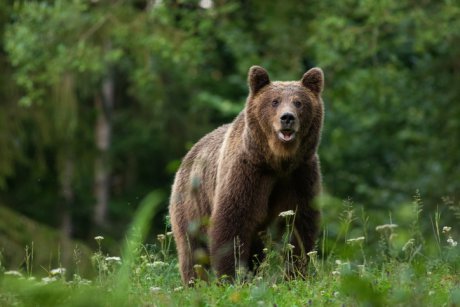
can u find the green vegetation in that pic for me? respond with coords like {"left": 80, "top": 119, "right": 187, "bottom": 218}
{"left": 0, "top": 205, "right": 93, "bottom": 277}
{"left": 0, "top": 0, "right": 460, "bottom": 305}
{"left": 1, "top": 192, "right": 459, "bottom": 306}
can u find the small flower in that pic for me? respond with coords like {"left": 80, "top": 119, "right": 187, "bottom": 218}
{"left": 442, "top": 226, "right": 452, "bottom": 234}
{"left": 346, "top": 236, "right": 365, "bottom": 245}
{"left": 375, "top": 224, "right": 398, "bottom": 232}
{"left": 279, "top": 210, "right": 295, "bottom": 217}
{"left": 4, "top": 270, "right": 23, "bottom": 277}
{"left": 335, "top": 260, "right": 342, "bottom": 265}
{"left": 173, "top": 286, "right": 183, "bottom": 292}
{"left": 287, "top": 244, "right": 295, "bottom": 251}
{"left": 334, "top": 291, "right": 340, "bottom": 297}
{"left": 166, "top": 231, "right": 173, "bottom": 236}
{"left": 307, "top": 250, "right": 317, "bottom": 257}
{"left": 152, "top": 261, "right": 167, "bottom": 268}
{"left": 262, "top": 248, "right": 268, "bottom": 253}
{"left": 271, "top": 284, "right": 278, "bottom": 289}
{"left": 50, "top": 268, "right": 66, "bottom": 276}
{"left": 428, "top": 290, "right": 435, "bottom": 296}
{"left": 157, "top": 234, "right": 166, "bottom": 242}
{"left": 332, "top": 270, "right": 340, "bottom": 276}
{"left": 94, "top": 236, "right": 104, "bottom": 241}
{"left": 150, "top": 286, "right": 161, "bottom": 293}
{"left": 447, "top": 237, "right": 458, "bottom": 247}
{"left": 193, "top": 264, "right": 202, "bottom": 269}
{"left": 105, "top": 256, "right": 122, "bottom": 262}
{"left": 427, "top": 271, "right": 432, "bottom": 276}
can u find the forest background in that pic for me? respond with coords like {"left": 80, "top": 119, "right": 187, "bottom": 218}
{"left": 0, "top": 0, "right": 459, "bottom": 274}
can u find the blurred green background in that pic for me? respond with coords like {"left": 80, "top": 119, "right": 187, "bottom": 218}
{"left": 0, "top": 0, "right": 459, "bottom": 274}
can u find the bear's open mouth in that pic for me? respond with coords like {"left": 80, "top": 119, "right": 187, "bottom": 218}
{"left": 278, "top": 129, "right": 296, "bottom": 142}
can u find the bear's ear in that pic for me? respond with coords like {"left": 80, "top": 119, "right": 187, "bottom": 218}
{"left": 248, "top": 66, "right": 270, "bottom": 95}
{"left": 301, "top": 67, "right": 324, "bottom": 94}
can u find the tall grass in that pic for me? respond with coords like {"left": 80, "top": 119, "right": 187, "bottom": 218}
{"left": 0, "top": 192, "right": 459, "bottom": 306}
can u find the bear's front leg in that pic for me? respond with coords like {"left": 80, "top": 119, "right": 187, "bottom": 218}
{"left": 290, "top": 158, "right": 321, "bottom": 276}
{"left": 291, "top": 205, "right": 320, "bottom": 275}
{"left": 209, "top": 167, "right": 273, "bottom": 280}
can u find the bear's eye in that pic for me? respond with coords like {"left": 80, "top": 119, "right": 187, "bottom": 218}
{"left": 294, "top": 100, "right": 302, "bottom": 108}
{"left": 272, "top": 99, "right": 280, "bottom": 107}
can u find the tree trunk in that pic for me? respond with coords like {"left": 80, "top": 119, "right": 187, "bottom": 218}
{"left": 93, "top": 59, "right": 114, "bottom": 229}
{"left": 60, "top": 155, "right": 74, "bottom": 238}
{"left": 59, "top": 154, "right": 74, "bottom": 269}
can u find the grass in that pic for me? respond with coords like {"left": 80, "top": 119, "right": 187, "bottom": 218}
{"left": 0, "top": 191, "right": 459, "bottom": 306}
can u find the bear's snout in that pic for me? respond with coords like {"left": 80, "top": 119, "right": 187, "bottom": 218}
{"left": 280, "top": 112, "right": 296, "bottom": 128}
{"left": 278, "top": 112, "right": 298, "bottom": 142}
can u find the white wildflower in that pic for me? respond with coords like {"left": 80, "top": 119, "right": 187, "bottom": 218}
{"left": 442, "top": 226, "right": 452, "bottom": 234}
{"left": 4, "top": 270, "right": 23, "bottom": 277}
{"left": 166, "top": 231, "right": 173, "bottom": 236}
{"left": 157, "top": 234, "right": 166, "bottom": 241}
{"left": 335, "top": 260, "right": 342, "bottom": 265}
{"left": 287, "top": 244, "right": 295, "bottom": 251}
{"left": 150, "top": 286, "right": 161, "bottom": 293}
{"left": 278, "top": 210, "right": 295, "bottom": 217}
{"left": 94, "top": 236, "right": 104, "bottom": 241}
{"left": 447, "top": 237, "right": 458, "bottom": 247}
{"left": 334, "top": 291, "right": 340, "bottom": 297}
{"left": 429, "top": 290, "right": 435, "bottom": 296}
{"left": 193, "top": 264, "right": 202, "bottom": 269}
{"left": 105, "top": 256, "right": 122, "bottom": 262}
{"left": 50, "top": 268, "right": 66, "bottom": 276}
{"left": 152, "top": 261, "right": 167, "bottom": 268}
{"left": 307, "top": 250, "right": 317, "bottom": 257}
{"left": 375, "top": 224, "right": 398, "bottom": 232}
{"left": 174, "top": 286, "right": 183, "bottom": 292}
{"left": 262, "top": 248, "right": 268, "bottom": 253}
{"left": 346, "top": 236, "right": 365, "bottom": 245}
{"left": 332, "top": 270, "right": 340, "bottom": 276}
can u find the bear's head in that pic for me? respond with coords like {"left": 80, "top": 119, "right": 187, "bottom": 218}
{"left": 245, "top": 66, "right": 324, "bottom": 161}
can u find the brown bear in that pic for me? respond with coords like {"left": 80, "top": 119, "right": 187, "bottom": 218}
{"left": 169, "top": 65, "right": 324, "bottom": 284}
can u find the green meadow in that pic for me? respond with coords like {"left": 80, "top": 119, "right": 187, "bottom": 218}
{"left": 1, "top": 191, "right": 458, "bottom": 306}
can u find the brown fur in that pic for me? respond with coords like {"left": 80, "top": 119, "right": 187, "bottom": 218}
{"left": 169, "top": 66, "right": 325, "bottom": 284}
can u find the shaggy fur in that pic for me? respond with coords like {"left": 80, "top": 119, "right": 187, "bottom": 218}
{"left": 169, "top": 66, "right": 325, "bottom": 284}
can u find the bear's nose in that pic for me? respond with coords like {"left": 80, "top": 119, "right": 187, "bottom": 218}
{"left": 280, "top": 113, "right": 295, "bottom": 126}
